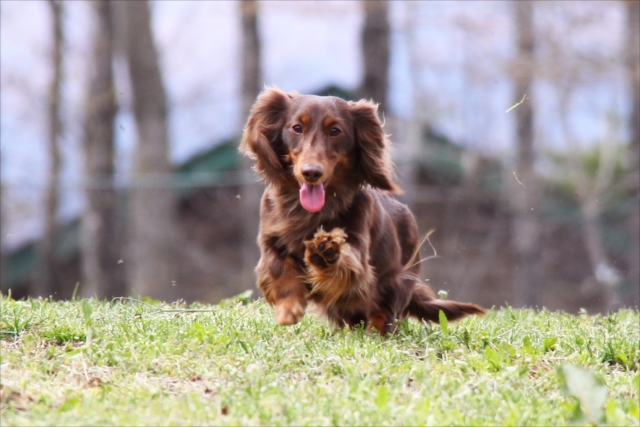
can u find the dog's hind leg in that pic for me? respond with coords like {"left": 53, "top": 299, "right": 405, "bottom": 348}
{"left": 366, "top": 273, "right": 414, "bottom": 336}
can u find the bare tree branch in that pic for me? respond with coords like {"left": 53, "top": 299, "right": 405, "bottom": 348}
{"left": 556, "top": 65, "right": 622, "bottom": 309}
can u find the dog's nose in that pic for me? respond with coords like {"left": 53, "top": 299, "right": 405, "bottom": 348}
{"left": 301, "top": 164, "right": 324, "bottom": 183}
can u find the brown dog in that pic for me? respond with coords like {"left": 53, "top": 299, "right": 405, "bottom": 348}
{"left": 240, "top": 87, "right": 485, "bottom": 335}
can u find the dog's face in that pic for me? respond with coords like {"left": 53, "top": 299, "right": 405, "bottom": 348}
{"left": 282, "top": 95, "right": 357, "bottom": 212}
{"left": 240, "top": 87, "right": 400, "bottom": 212}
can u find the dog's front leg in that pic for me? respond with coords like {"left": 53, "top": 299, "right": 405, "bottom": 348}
{"left": 255, "top": 238, "right": 308, "bottom": 326}
{"left": 303, "top": 228, "right": 374, "bottom": 306}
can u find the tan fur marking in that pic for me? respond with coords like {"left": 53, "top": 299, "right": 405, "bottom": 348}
{"left": 257, "top": 272, "right": 275, "bottom": 305}
{"left": 256, "top": 253, "right": 308, "bottom": 325}
{"left": 275, "top": 295, "right": 306, "bottom": 326}
{"left": 366, "top": 310, "right": 389, "bottom": 335}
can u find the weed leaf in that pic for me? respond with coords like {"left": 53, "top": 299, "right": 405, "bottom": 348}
{"left": 375, "top": 386, "right": 389, "bottom": 410}
{"left": 628, "top": 399, "right": 639, "bottom": 420}
{"left": 484, "top": 346, "right": 502, "bottom": 370}
{"left": 220, "top": 290, "right": 254, "bottom": 307}
{"left": 438, "top": 310, "right": 448, "bottom": 335}
{"left": 81, "top": 300, "right": 93, "bottom": 323}
{"left": 543, "top": 336, "right": 558, "bottom": 352}
{"left": 558, "top": 364, "right": 607, "bottom": 425}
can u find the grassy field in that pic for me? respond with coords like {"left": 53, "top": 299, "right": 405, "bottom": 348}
{"left": 1, "top": 292, "right": 638, "bottom": 426}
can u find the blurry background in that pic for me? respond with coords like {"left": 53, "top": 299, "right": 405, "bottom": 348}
{"left": 1, "top": 0, "right": 638, "bottom": 312}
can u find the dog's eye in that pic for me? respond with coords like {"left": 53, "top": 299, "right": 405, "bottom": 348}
{"left": 292, "top": 125, "right": 303, "bottom": 134}
{"left": 330, "top": 127, "right": 341, "bottom": 137}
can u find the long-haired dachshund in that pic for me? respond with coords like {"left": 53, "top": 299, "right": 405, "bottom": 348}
{"left": 240, "top": 87, "right": 486, "bottom": 335}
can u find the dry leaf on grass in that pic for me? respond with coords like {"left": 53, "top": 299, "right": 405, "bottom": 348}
{"left": 0, "top": 384, "right": 33, "bottom": 411}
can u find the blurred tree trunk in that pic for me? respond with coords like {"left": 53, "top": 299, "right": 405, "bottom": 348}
{"left": 358, "top": 0, "right": 390, "bottom": 110}
{"left": 240, "top": 0, "right": 262, "bottom": 120}
{"left": 509, "top": 0, "right": 542, "bottom": 308}
{"left": 34, "top": 0, "right": 63, "bottom": 298}
{"left": 398, "top": 2, "right": 422, "bottom": 211}
{"left": 123, "top": 0, "right": 176, "bottom": 300}
{"left": 625, "top": 0, "right": 639, "bottom": 307}
{"left": 239, "top": 0, "right": 263, "bottom": 290}
{"left": 80, "top": 0, "right": 122, "bottom": 299}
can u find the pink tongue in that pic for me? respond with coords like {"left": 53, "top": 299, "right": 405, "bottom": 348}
{"left": 299, "top": 183, "right": 325, "bottom": 212}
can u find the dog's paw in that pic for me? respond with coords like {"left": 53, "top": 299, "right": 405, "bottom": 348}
{"left": 274, "top": 297, "right": 306, "bottom": 326}
{"left": 304, "top": 228, "right": 347, "bottom": 268}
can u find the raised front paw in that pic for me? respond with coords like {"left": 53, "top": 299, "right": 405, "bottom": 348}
{"left": 304, "top": 227, "right": 347, "bottom": 268}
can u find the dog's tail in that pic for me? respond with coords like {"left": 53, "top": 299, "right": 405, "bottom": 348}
{"left": 407, "top": 284, "right": 487, "bottom": 323}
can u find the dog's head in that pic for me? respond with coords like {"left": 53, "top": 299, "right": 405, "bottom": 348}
{"left": 240, "top": 86, "right": 400, "bottom": 213}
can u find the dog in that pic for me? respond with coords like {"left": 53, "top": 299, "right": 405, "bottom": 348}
{"left": 240, "top": 87, "right": 486, "bottom": 335}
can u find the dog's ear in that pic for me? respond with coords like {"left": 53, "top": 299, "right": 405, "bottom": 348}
{"left": 240, "top": 87, "right": 298, "bottom": 183}
{"left": 349, "top": 100, "right": 401, "bottom": 193}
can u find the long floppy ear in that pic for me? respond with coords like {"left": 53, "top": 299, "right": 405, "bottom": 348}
{"left": 349, "top": 100, "right": 401, "bottom": 193}
{"left": 240, "top": 87, "right": 298, "bottom": 183}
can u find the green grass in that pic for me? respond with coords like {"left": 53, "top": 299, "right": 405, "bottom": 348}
{"left": 1, "top": 293, "right": 638, "bottom": 426}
